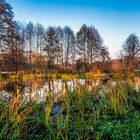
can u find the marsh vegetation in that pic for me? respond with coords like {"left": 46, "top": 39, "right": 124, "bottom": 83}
{"left": 0, "top": 77, "right": 140, "bottom": 139}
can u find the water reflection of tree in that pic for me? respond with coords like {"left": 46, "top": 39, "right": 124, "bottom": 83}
{"left": 0, "top": 78, "right": 46, "bottom": 102}
{"left": 0, "top": 78, "right": 116, "bottom": 104}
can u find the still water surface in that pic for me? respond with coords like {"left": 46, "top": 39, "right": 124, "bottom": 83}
{"left": 0, "top": 77, "right": 140, "bottom": 103}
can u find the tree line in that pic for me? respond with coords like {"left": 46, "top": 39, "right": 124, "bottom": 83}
{"left": 1, "top": 0, "right": 140, "bottom": 74}
{"left": 0, "top": 0, "right": 110, "bottom": 73}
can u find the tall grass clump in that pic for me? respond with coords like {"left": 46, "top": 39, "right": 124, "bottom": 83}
{"left": 107, "top": 81, "right": 129, "bottom": 116}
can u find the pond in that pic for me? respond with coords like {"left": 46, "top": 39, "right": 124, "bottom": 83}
{"left": 0, "top": 77, "right": 140, "bottom": 104}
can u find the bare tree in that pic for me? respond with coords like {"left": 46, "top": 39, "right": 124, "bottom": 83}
{"left": 122, "top": 33, "right": 140, "bottom": 72}
{"left": 3, "top": 21, "right": 25, "bottom": 73}
{"left": 44, "top": 26, "right": 60, "bottom": 72}
{"left": 63, "top": 26, "right": 75, "bottom": 69}
{"left": 56, "top": 26, "right": 64, "bottom": 68}
{"left": 76, "top": 25, "right": 109, "bottom": 72}
{"left": 35, "top": 23, "right": 45, "bottom": 72}
{"left": 25, "top": 22, "right": 35, "bottom": 73}
{"left": 76, "top": 24, "right": 88, "bottom": 65}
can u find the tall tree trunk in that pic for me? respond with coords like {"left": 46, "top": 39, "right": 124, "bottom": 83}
{"left": 29, "top": 39, "right": 32, "bottom": 73}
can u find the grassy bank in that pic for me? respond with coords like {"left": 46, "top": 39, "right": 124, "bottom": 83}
{"left": 0, "top": 80, "right": 140, "bottom": 139}
{"left": 1, "top": 71, "right": 139, "bottom": 82}
{"left": 0, "top": 72, "right": 103, "bottom": 81}
{"left": 0, "top": 71, "right": 109, "bottom": 81}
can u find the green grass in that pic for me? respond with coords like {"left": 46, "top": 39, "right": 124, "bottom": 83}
{"left": 0, "top": 80, "right": 140, "bottom": 139}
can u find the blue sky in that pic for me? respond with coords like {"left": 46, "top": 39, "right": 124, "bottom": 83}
{"left": 8, "top": 0, "right": 140, "bottom": 58}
